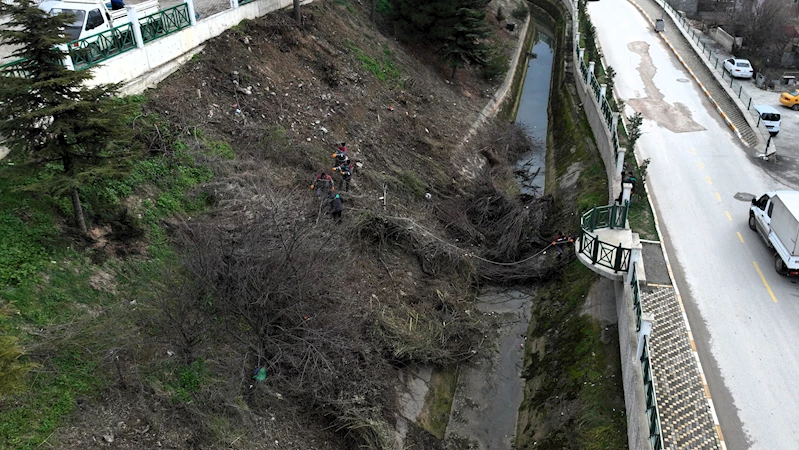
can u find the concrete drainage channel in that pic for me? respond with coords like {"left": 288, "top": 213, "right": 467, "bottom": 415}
{"left": 445, "top": 289, "right": 534, "bottom": 448}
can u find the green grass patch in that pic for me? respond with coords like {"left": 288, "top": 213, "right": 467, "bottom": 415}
{"left": 0, "top": 107, "right": 219, "bottom": 448}
{"left": 347, "top": 41, "right": 401, "bottom": 84}
{"left": 418, "top": 366, "right": 458, "bottom": 439}
{"left": 620, "top": 130, "right": 658, "bottom": 240}
{"left": 516, "top": 261, "right": 627, "bottom": 450}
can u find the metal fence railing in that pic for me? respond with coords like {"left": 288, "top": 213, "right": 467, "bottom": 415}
{"left": 576, "top": 42, "right": 621, "bottom": 158}
{"left": 140, "top": 4, "right": 192, "bottom": 44}
{"left": 68, "top": 22, "right": 137, "bottom": 70}
{"left": 657, "top": 0, "right": 757, "bottom": 113}
{"left": 578, "top": 230, "right": 631, "bottom": 273}
{"left": 578, "top": 203, "right": 631, "bottom": 272}
{"left": 581, "top": 202, "right": 629, "bottom": 232}
{"left": 630, "top": 262, "right": 642, "bottom": 331}
{"left": 0, "top": 58, "right": 28, "bottom": 78}
{"left": 641, "top": 337, "right": 665, "bottom": 450}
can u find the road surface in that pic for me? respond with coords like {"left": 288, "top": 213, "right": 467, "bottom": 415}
{"left": 589, "top": 1, "right": 799, "bottom": 449}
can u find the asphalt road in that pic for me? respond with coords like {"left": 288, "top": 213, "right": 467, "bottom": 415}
{"left": 589, "top": 1, "right": 799, "bottom": 449}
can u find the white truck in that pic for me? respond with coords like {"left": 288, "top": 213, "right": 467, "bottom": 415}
{"left": 38, "top": 0, "right": 159, "bottom": 42}
{"left": 749, "top": 190, "right": 799, "bottom": 276}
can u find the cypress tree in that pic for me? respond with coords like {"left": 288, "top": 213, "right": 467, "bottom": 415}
{"left": 0, "top": 0, "right": 136, "bottom": 236}
{"left": 440, "top": 0, "right": 491, "bottom": 78}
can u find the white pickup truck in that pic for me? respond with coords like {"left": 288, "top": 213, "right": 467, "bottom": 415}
{"left": 749, "top": 190, "right": 799, "bottom": 276}
{"left": 38, "top": 0, "right": 159, "bottom": 42}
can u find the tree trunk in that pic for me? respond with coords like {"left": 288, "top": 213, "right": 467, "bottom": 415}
{"left": 72, "top": 186, "right": 88, "bottom": 236}
{"left": 451, "top": 65, "right": 457, "bottom": 79}
{"left": 293, "top": 0, "right": 300, "bottom": 23}
{"left": 371, "top": 0, "right": 377, "bottom": 22}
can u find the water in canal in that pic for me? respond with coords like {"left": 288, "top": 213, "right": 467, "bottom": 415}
{"left": 514, "top": 25, "right": 555, "bottom": 196}
{"left": 444, "top": 18, "right": 556, "bottom": 449}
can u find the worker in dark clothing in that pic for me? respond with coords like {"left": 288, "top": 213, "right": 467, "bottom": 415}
{"left": 552, "top": 232, "right": 573, "bottom": 258}
{"left": 617, "top": 171, "right": 632, "bottom": 205}
{"left": 333, "top": 143, "right": 349, "bottom": 167}
{"left": 333, "top": 162, "right": 352, "bottom": 192}
{"left": 329, "top": 193, "right": 343, "bottom": 223}
{"left": 311, "top": 172, "right": 334, "bottom": 198}
{"left": 110, "top": 0, "right": 125, "bottom": 9}
{"left": 628, "top": 171, "right": 638, "bottom": 195}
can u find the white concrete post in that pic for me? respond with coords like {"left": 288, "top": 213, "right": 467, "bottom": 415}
{"left": 57, "top": 44, "right": 75, "bottom": 70}
{"left": 616, "top": 148, "right": 626, "bottom": 177}
{"left": 126, "top": 6, "right": 144, "bottom": 49}
{"left": 622, "top": 182, "right": 632, "bottom": 205}
{"left": 578, "top": 48, "right": 584, "bottom": 61}
{"left": 185, "top": 0, "right": 197, "bottom": 25}
{"left": 576, "top": 32, "right": 581, "bottom": 48}
{"left": 627, "top": 246, "right": 641, "bottom": 284}
{"left": 588, "top": 61, "right": 595, "bottom": 75}
{"left": 636, "top": 313, "right": 655, "bottom": 360}
{"left": 230, "top": 0, "right": 239, "bottom": 9}
{"left": 600, "top": 83, "right": 607, "bottom": 101}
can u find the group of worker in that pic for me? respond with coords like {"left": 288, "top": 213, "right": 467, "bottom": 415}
{"left": 310, "top": 143, "right": 358, "bottom": 223}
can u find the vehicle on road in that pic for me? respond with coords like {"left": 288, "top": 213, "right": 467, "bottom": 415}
{"left": 723, "top": 58, "right": 753, "bottom": 78}
{"left": 749, "top": 191, "right": 799, "bottom": 276}
{"left": 754, "top": 105, "right": 781, "bottom": 136}
{"left": 779, "top": 89, "right": 799, "bottom": 111}
{"left": 39, "top": 0, "right": 158, "bottom": 42}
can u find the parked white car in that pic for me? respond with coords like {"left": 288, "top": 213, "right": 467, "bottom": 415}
{"left": 723, "top": 58, "right": 753, "bottom": 79}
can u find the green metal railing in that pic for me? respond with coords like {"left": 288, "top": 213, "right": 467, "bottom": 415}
{"left": 68, "top": 22, "right": 137, "bottom": 70}
{"left": 578, "top": 230, "right": 631, "bottom": 273}
{"left": 581, "top": 203, "right": 629, "bottom": 232}
{"left": 641, "top": 337, "right": 665, "bottom": 450}
{"left": 576, "top": 40, "right": 620, "bottom": 158}
{"left": 631, "top": 263, "right": 642, "bottom": 331}
{"left": 0, "top": 58, "right": 28, "bottom": 78}
{"left": 139, "top": 4, "right": 192, "bottom": 44}
{"left": 578, "top": 204, "right": 631, "bottom": 272}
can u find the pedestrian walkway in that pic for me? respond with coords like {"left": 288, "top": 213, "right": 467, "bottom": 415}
{"left": 629, "top": 0, "right": 759, "bottom": 148}
{"left": 641, "top": 285, "right": 723, "bottom": 449}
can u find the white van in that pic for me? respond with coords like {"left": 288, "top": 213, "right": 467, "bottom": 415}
{"left": 754, "top": 105, "right": 781, "bottom": 136}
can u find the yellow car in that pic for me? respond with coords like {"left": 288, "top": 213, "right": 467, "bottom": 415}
{"left": 780, "top": 90, "right": 799, "bottom": 111}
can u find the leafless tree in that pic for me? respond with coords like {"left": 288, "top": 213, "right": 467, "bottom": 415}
{"left": 728, "top": 0, "right": 790, "bottom": 64}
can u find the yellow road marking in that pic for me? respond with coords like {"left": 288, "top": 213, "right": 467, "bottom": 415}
{"left": 737, "top": 232, "right": 744, "bottom": 243}
{"left": 725, "top": 211, "right": 732, "bottom": 221}
{"left": 715, "top": 192, "right": 721, "bottom": 202}
{"left": 691, "top": 148, "right": 696, "bottom": 155}
{"left": 753, "top": 261, "right": 778, "bottom": 303}
{"left": 698, "top": 161, "right": 704, "bottom": 169}
{"left": 706, "top": 176, "right": 712, "bottom": 184}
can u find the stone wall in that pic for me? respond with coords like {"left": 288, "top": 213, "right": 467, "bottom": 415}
{"left": 710, "top": 26, "right": 735, "bottom": 52}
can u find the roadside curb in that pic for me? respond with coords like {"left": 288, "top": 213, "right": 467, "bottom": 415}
{"left": 626, "top": 0, "right": 749, "bottom": 150}
{"left": 631, "top": 144, "right": 728, "bottom": 450}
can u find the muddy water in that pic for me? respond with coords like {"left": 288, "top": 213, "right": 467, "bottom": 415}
{"left": 514, "top": 23, "right": 555, "bottom": 196}
{"left": 445, "top": 288, "right": 533, "bottom": 449}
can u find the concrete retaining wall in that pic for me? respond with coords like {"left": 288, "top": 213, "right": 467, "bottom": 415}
{"left": 87, "top": 0, "right": 312, "bottom": 94}
{"left": 572, "top": 65, "right": 622, "bottom": 202}
{"left": 615, "top": 279, "right": 651, "bottom": 449}
{"left": 710, "top": 26, "right": 734, "bottom": 52}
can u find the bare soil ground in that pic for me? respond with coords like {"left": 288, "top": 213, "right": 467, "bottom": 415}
{"left": 47, "top": 2, "right": 543, "bottom": 449}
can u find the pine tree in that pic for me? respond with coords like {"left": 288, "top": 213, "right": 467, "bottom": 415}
{"left": 440, "top": 0, "right": 491, "bottom": 78}
{"left": 0, "top": 0, "right": 136, "bottom": 236}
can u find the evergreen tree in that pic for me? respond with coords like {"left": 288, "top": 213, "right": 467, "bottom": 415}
{"left": 440, "top": 0, "right": 491, "bottom": 78}
{"left": 390, "top": 0, "right": 458, "bottom": 43}
{"left": 0, "top": 0, "right": 136, "bottom": 236}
